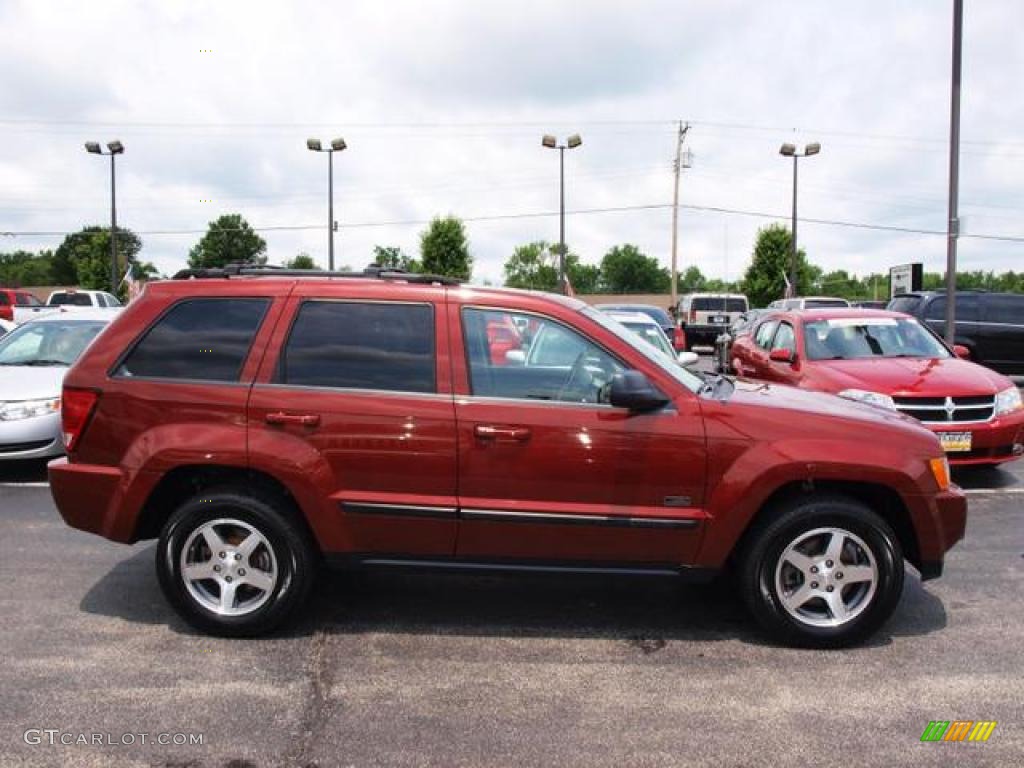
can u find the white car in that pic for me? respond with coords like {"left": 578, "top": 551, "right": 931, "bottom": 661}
{"left": 768, "top": 296, "right": 851, "bottom": 310}
{"left": 604, "top": 311, "right": 698, "bottom": 367}
{"left": 0, "top": 310, "right": 117, "bottom": 460}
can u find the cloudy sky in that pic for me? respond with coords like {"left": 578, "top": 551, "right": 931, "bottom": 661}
{"left": 1, "top": 0, "right": 1021, "bottom": 287}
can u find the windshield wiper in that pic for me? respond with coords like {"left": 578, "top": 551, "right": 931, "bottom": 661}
{"left": 15, "top": 359, "right": 69, "bottom": 367}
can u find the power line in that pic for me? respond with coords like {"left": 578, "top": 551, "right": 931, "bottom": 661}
{"left": 4, "top": 201, "right": 1023, "bottom": 242}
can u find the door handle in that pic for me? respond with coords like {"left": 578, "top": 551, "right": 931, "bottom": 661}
{"left": 474, "top": 424, "right": 531, "bottom": 442}
{"left": 265, "top": 412, "right": 321, "bottom": 427}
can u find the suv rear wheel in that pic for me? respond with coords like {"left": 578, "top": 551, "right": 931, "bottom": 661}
{"left": 738, "top": 495, "right": 904, "bottom": 648}
{"left": 156, "top": 486, "right": 316, "bottom": 637}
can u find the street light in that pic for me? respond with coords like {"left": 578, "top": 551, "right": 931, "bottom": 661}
{"left": 84, "top": 139, "right": 125, "bottom": 293}
{"left": 778, "top": 141, "right": 820, "bottom": 297}
{"left": 306, "top": 136, "right": 347, "bottom": 270}
{"left": 541, "top": 133, "right": 582, "bottom": 294}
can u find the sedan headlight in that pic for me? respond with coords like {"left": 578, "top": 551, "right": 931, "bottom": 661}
{"left": 994, "top": 386, "right": 1023, "bottom": 417}
{"left": 0, "top": 397, "right": 60, "bottom": 422}
{"left": 838, "top": 389, "right": 897, "bottom": 410}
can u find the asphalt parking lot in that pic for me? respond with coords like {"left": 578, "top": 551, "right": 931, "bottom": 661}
{"left": 0, "top": 452, "right": 1020, "bottom": 768}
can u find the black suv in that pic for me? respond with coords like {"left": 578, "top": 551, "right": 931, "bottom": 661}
{"left": 889, "top": 291, "right": 1024, "bottom": 375}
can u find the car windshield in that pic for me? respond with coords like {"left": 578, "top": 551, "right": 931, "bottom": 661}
{"left": 583, "top": 308, "right": 703, "bottom": 393}
{"left": 887, "top": 296, "right": 921, "bottom": 314}
{"left": 621, "top": 321, "right": 675, "bottom": 357}
{"left": 0, "top": 320, "right": 107, "bottom": 366}
{"left": 803, "top": 317, "right": 950, "bottom": 361}
{"left": 804, "top": 299, "right": 850, "bottom": 308}
{"left": 597, "top": 305, "right": 672, "bottom": 327}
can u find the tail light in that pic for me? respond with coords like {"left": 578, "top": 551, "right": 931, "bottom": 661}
{"left": 0, "top": 305, "right": 12, "bottom": 322}
{"left": 61, "top": 387, "right": 99, "bottom": 452}
{"left": 673, "top": 327, "right": 686, "bottom": 351}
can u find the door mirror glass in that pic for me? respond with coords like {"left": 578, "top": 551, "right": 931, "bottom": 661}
{"left": 608, "top": 371, "right": 670, "bottom": 412}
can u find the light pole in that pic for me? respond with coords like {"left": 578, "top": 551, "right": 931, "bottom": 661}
{"left": 779, "top": 141, "right": 820, "bottom": 298}
{"left": 85, "top": 140, "right": 124, "bottom": 293}
{"left": 944, "top": 0, "right": 964, "bottom": 344}
{"left": 542, "top": 133, "right": 582, "bottom": 294}
{"left": 306, "top": 137, "right": 347, "bottom": 271}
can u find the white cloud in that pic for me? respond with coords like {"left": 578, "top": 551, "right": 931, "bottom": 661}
{"left": 1, "top": 0, "right": 1021, "bottom": 287}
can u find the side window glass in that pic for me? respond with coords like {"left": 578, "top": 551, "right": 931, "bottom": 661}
{"left": 96, "top": 294, "right": 107, "bottom": 307}
{"left": 771, "top": 322, "right": 796, "bottom": 353}
{"left": 462, "top": 308, "right": 623, "bottom": 404}
{"left": 116, "top": 298, "right": 269, "bottom": 381}
{"left": 755, "top": 320, "right": 779, "bottom": 348}
{"left": 985, "top": 295, "right": 1024, "bottom": 325}
{"left": 278, "top": 301, "right": 435, "bottom": 393}
{"left": 927, "top": 296, "right": 978, "bottom": 321}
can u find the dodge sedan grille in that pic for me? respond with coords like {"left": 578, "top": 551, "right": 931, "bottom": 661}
{"left": 893, "top": 395, "right": 995, "bottom": 424}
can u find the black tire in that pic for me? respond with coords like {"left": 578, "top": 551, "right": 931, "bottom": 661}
{"left": 156, "top": 486, "right": 317, "bottom": 637}
{"left": 737, "top": 494, "right": 904, "bottom": 649}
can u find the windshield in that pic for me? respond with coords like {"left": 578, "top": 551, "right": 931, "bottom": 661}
{"left": 621, "top": 321, "right": 675, "bottom": 358}
{"left": 804, "top": 299, "right": 850, "bottom": 308}
{"left": 887, "top": 296, "right": 921, "bottom": 314}
{"left": 583, "top": 308, "right": 703, "bottom": 393}
{"left": 803, "top": 317, "right": 950, "bottom": 361}
{"left": 0, "top": 320, "right": 106, "bottom": 366}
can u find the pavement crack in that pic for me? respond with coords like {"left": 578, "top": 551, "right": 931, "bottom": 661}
{"left": 278, "top": 629, "right": 334, "bottom": 768}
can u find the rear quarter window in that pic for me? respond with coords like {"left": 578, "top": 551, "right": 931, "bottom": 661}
{"left": 115, "top": 297, "right": 270, "bottom": 381}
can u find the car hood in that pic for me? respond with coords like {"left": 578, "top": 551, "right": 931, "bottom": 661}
{"left": 727, "top": 378, "right": 920, "bottom": 429}
{"left": 804, "top": 356, "right": 1010, "bottom": 397}
{"left": 0, "top": 365, "right": 67, "bottom": 400}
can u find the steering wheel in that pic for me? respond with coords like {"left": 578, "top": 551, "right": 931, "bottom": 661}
{"left": 556, "top": 351, "right": 590, "bottom": 402}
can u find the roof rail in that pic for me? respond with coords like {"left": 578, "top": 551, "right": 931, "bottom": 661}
{"left": 171, "top": 263, "right": 462, "bottom": 286}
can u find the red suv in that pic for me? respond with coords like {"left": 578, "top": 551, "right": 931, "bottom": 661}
{"left": 49, "top": 267, "right": 967, "bottom": 647}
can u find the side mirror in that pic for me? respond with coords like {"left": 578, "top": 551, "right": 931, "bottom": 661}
{"left": 504, "top": 349, "right": 526, "bottom": 365}
{"left": 952, "top": 344, "right": 971, "bottom": 360}
{"left": 608, "top": 371, "right": 670, "bottom": 412}
{"left": 769, "top": 347, "right": 795, "bottom": 364}
{"left": 677, "top": 351, "right": 699, "bottom": 367}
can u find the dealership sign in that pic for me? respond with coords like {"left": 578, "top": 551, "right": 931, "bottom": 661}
{"left": 889, "top": 263, "right": 923, "bottom": 298}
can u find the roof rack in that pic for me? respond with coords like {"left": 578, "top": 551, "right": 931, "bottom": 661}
{"left": 171, "top": 263, "right": 462, "bottom": 286}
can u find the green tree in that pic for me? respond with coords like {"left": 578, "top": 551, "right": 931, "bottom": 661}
{"left": 187, "top": 214, "right": 267, "bottom": 269}
{"left": 503, "top": 240, "right": 600, "bottom": 293}
{"left": 419, "top": 216, "right": 472, "bottom": 279}
{"left": 372, "top": 245, "right": 421, "bottom": 272}
{"left": 0, "top": 250, "right": 55, "bottom": 286}
{"left": 284, "top": 252, "right": 318, "bottom": 269}
{"left": 741, "top": 224, "right": 817, "bottom": 307}
{"left": 676, "top": 265, "right": 707, "bottom": 294}
{"left": 53, "top": 226, "right": 143, "bottom": 293}
{"left": 600, "top": 244, "right": 670, "bottom": 293}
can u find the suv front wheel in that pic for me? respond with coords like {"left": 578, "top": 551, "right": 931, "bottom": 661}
{"left": 738, "top": 495, "right": 904, "bottom": 648}
{"left": 156, "top": 486, "right": 316, "bottom": 637}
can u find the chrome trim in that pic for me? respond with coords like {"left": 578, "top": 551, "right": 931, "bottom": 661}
{"left": 342, "top": 501, "right": 457, "bottom": 520}
{"left": 254, "top": 382, "right": 451, "bottom": 400}
{"left": 456, "top": 394, "right": 676, "bottom": 414}
{"left": 894, "top": 394, "right": 996, "bottom": 425}
{"left": 461, "top": 508, "right": 700, "bottom": 529}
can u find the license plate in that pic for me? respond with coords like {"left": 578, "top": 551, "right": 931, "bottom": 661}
{"left": 938, "top": 431, "right": 972, "bottom": 452}
{"left": 711, "top": 315, "right": 727, "bottom": 324}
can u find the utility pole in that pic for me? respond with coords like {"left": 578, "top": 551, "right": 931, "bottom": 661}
{"left": 945, "top": 0, "right": 964, "bottom": 344}
{"left": 669, "top": 121, "right": 690, "bottom": 311}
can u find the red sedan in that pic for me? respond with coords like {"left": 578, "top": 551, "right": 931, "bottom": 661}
{"left": 731, "top": 308, "right": 1024, "bottom": 466}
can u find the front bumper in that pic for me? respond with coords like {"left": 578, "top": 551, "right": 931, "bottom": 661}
{"left": 913, "top": 486, "right": 968, "bottom": 581}
{"left": 928, "top": 409, "right": 1024, "bottom": 466}
{"left": 0, "top": 412, "right": 63, "bottom": 461}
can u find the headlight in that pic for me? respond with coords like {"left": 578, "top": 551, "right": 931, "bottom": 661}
{"left": 0, "top": 397, "right": 60, "bottom": 422}
{"left": 994, "top": 386, "right": 1023, "bottom": 417}
{"left": 838, "top": 389, "right": 897, "bottom": 410}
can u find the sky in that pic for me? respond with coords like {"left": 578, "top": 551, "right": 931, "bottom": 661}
{"left": 1, "top": 0, "right": 1022, "bottom": 288}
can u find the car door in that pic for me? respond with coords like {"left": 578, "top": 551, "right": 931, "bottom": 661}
{"left": 248, "top": 283, "right": 458, "bottom": 557}
{"left": 980, "top": 294, "right": 1024, "bottom": 374}
{"left": 448, "top": 301, "right": 707, "bottom": 566}
{"left": 738, "top": 318, "right": 779, "bottom": 378}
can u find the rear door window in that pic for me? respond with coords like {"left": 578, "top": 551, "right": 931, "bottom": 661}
{"left": 983, "top": 294, "right": 1024, "bottom": 325}
{"left": 277, "top": 301, "right": 435, "bottom": 393}
{"left": 925, "top": 295, "right": 979, "bottom": 322}
{"left": 116, "top": 298, "right": 270, "bottom": 381}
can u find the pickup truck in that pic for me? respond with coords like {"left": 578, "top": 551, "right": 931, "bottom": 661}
{"left": 10, "top": 289, "right": 123, "bottom": 324}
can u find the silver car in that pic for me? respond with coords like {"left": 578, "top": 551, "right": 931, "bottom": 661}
{"left": 0, "top": 310, "right": 116, "bottom": 461}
